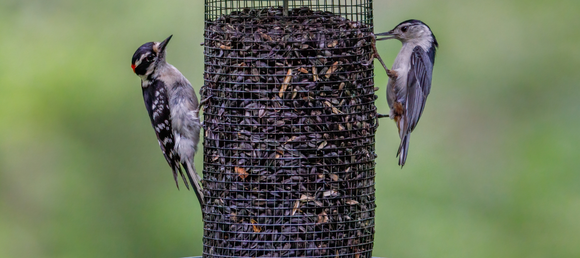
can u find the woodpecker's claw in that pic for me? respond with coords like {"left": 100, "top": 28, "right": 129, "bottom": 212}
{"left": 200, "top": 95, "right": 213, "bottom": 107}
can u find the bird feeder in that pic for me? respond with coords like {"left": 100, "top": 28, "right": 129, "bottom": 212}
{"left": 201, "top": 0, "right": 377, "bottom": 257}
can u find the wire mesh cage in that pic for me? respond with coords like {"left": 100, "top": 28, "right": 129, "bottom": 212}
{"left": 205, "top": 0, "right": 373, "bottom": 24}
{"left": 202, "top": 0, "right": 377, "bottom": 257}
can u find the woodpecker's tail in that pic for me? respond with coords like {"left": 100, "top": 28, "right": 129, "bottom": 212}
{"left": 183, "top": 161, "right": 205, "bottom": 206}
{"left": 397, "top": 133, "right": 410, "bottom": 167}
{"left": 170, "top": 161, "right": 184, "bottom": 190}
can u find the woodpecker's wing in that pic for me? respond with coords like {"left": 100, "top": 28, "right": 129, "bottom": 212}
{"left": 142, "top": 81, "right": 189, "bottom": 190}
{"left": 406, "top": 46, "right": 434, "bottom": 131}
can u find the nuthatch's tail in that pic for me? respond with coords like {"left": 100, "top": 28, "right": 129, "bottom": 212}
{"left": 397, "top": 133, "right": 410, "bottom": 167}
{"left": 394, "top": 114, "right": 410, "bottom": 167}
{"left": 183, "top": 161, "right": 205, "bottom": 206}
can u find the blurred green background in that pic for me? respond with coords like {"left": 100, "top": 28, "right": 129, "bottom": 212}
{"left": 1, "top": 0, "right": 579, "bottom": 257}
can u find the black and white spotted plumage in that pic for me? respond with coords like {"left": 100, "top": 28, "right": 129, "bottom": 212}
{"left": 375, "top": 20, "right": 438, "bottom": 167}
{"left": 131, "top": 35, "right": 205, "bottom": 206}
{"left": 142, "top": 81, "right": 183, "bottom": 186}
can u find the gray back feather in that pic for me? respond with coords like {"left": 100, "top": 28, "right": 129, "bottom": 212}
{"left": 406, "top": 46, "right": 433, "bottom": 131}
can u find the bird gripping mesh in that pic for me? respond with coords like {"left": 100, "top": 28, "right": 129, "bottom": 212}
{"left": 202, "top": 1, "right": 377, "bottom": 257}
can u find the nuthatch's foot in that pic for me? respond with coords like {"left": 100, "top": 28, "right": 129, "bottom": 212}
{"left": 361, "top": 34, "right": 390, "bottom": 75}
{"left": 361, "top": 57, "right": 373, "bottom": 66}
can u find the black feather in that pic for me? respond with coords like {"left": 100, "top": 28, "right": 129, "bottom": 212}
{"left": 132, "top": 42, "right": 155, "bottom": 76}
{"left": 182, "top": 164, "right": 205, "bottom": 205}
{"left": 142, "top": 80, "right": 188, "bottom": 190}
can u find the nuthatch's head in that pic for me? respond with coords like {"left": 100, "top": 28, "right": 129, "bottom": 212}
{"left": 131, "top": 35, "right": 172, "bottom": 77}
{"left": 376, "top": 19, "right": 438, "bottom": 49}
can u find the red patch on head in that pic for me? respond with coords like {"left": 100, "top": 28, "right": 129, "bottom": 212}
{"left": 131, "top": 64, "right": 136, "bottom": 72}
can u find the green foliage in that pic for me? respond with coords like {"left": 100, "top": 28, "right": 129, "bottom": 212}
{"left": 1, "top": 0, "right": 579, "bottom": 257}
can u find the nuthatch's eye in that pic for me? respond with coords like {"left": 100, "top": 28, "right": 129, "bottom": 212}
{"left": 401, "top": 26, "right": 409, "bottom": 33}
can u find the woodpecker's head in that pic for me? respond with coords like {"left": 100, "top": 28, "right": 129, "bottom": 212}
{"left": 376, "top": 20, "right": 438, "bottom": 48}
{"left": 131, "top": 35, "right": 172, "bottom": 78}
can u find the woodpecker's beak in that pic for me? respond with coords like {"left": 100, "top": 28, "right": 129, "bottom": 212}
{"left": 158, "top": 35, "right": 173, "bottom": 53}
{"left": 375, "top": 30, "right": 396, "bottom": 41}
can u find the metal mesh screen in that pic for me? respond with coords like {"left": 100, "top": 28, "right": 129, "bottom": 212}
{"left": 202, "top": 1, "right": 376, "bottom": 257}
{"left": 205, "top": 0, "right": 373, "bottom": 24}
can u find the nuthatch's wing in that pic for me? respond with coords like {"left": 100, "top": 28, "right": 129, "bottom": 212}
{"left": 406, "top": 46, "right": 434, "bottom": 132}
{"left": 397, "top": 46, "right": 434, "bottom": 166}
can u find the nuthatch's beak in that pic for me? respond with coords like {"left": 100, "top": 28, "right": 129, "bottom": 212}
{"left": 157, "top": 35, "right": 173, "bottom": 53}
{"left": 375, "top": 30, "right": 396, "bottom": 41}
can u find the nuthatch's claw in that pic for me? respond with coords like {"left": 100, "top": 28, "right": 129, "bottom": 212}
{"left": 361, "top": 58, "right": 373, "bottom": 66}
{"left": 362, "top": 34, "right": 390, "bottom": 75}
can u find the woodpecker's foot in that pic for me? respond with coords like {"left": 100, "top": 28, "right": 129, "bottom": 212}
{"left": 387, "top": 69, "right": 399, "bottom": 79}
{"left": 200, "top": 95, "right": 213, "bottom": 106}
{"left": 377, "top": 113, "right": 390, "bottom": 118}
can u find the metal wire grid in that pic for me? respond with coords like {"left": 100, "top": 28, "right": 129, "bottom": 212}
{"left": 205, "top": 0, "right": 373, "bottom": 25}
{"left": 201, "top": 1, "right": 376, "bottom": 257}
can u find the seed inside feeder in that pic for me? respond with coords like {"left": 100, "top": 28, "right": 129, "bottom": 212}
{"left": 202, "top": 6, "right": 377, "bottom": 258}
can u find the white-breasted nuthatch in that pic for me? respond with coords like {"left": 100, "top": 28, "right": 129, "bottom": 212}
{"left": 131, "top": 35, "right": 205, "bottom": 205}
{"left": 375, "top": 19, "right": 438, "bottom": 167}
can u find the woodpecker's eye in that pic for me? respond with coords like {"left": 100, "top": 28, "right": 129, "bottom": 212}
{"left": 401, "top": 26, "right": 409, "bottom": 33}
{"left": 146, "top": 54, "right": 156, "bottom": 63}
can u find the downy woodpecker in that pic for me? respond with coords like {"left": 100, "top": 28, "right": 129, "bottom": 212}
{"left": 375, "top": 20, "right": 438, "bottom": 167}
{"left": 131, "top": 35, "right": 204, "bottom": 205}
